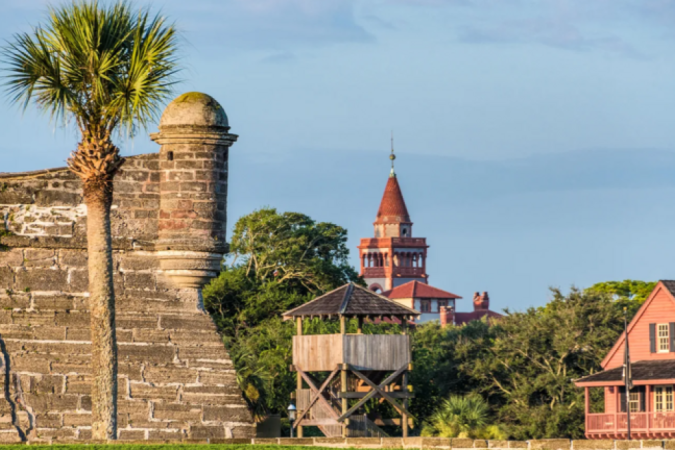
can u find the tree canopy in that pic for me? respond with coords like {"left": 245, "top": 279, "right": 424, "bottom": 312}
{"left": 205, "top": 208, "right": 654, "bottom": 439}
{"left": 412, "top": 286, "right": 635, "bottom": 439}
{"left": 203, "top": 208, "right": 362, "bottom": 417}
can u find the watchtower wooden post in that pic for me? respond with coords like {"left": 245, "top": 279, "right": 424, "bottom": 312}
{"left": 283, "top": 283, "right": 420, "bottom": 438}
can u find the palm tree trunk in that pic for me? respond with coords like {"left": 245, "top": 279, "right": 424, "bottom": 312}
{"left": 84, "top": 181, "right": 118, "bottom": 440}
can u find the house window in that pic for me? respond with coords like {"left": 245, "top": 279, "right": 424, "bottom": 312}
{"left": 655, "top": 386, "right": 674, "bottom": 412}
{"left": 629, "top": 391, "right": 641, "bottom": 412}
{"left": 437, "top": 300, "right": 448, "bottom": 312}
{"left": 420, "top": 300, "right": 431, "bottom": 313}
{"left": 658, "top": 324, "right": 670, "bottom": 352}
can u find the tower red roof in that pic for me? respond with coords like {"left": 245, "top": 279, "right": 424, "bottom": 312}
{"left": 384, "top": 280, "right": 462, "bottom": 300}
{"left": 375, "top": 176, "right": 411, "bottom": 224}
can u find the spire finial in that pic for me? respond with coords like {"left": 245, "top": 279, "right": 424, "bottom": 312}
{"left": 389, "top": 131, "right": 396, "bottom": 178}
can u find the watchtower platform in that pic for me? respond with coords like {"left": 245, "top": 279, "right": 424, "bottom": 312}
{"left": 283, "top": 283, "right": 419, "bottom": 438}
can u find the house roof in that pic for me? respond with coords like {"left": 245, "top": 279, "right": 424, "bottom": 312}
{"left": 600, "top": 280, "right": 675, "bottom": 368}
{"left": 455, "top": 309, "right": 504, "bottom": 325}
{"left": 282, "top": 283, "right": 420, "bottom": 319}
{"left": 384, "top": 280, "right": 462, "bottom": 300}
{"left": 375, "top": 176, "right": 411, "bottom": 224}
{"left": 575, "top": 360, "right": 675, "bottom": 385}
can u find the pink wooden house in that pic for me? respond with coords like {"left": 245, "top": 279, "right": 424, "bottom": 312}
{"left": 575, "top": 280, "right": 675, "bottom": 438}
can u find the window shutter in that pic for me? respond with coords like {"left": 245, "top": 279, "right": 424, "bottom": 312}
{"left": 670, "top": 323, "right": 675, "bottom": 352}
{"left": 650, "top": 323, "right": 657, "bottom": 353}
{"left": 620, "top": 387, "right": 627, "bottom": 413}
{"left": 639, "top": 387, "right": 646, "bottom": 412}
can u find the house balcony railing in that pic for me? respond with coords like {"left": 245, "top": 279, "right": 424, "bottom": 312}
{"left": 586, "top": 412, "right": 675, "bottom": 437}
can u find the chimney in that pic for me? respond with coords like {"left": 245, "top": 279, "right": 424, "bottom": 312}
{"left": 439, "top": 305, "right": 454, "bottom": 327}
{"left": 473, "top": 291, "right": 489, "bottom": 311}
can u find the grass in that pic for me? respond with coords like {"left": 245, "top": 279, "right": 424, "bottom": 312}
{"left": 0, "top": 446, "right": 357, "bottom": 450}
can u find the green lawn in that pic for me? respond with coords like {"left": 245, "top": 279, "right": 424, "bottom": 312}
{"left": 0, "top": 446, "right": 349, "bottom": 450}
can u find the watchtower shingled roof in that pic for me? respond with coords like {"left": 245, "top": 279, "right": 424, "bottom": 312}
{"left": 282, "top": 282, "right": 419, "bottom": 319}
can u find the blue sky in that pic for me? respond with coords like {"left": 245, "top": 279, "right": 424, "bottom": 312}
{"left": 1, "top": 0, "right": 675, "bottom": 312}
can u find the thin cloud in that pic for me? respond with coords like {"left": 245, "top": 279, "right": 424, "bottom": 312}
{"left": 162, "top": 0, "right": 374, "bottom": 50}
{"left": 458, "top": 18, "right": 649, "bottom": 60}
{"left": 260, "top": 51, "right": 297, "bottom": 64}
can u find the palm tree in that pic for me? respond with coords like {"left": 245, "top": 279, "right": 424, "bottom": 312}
{"left": 422, "top": 394, "right": 507, "bottom": 439}
{"left": 1, "top": 1, "right": 179, "bottom": 440}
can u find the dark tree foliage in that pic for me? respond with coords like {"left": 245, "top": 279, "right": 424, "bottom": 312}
{"left": 206, "top": 212, "right": 651, "bottom": 440}
{"left": 412, "top": 286, "right": 632, "bottom": 439}
{"left": 203, "top": 208, "right": 362, "bottom": 416}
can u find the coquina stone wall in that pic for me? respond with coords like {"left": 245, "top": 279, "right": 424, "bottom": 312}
{"left": 0, "top": 92, "right": 254, "bottom": 443}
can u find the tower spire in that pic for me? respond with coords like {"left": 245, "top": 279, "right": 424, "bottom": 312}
{"left": 390, "top": 131, "right": 396, "bottom": 178}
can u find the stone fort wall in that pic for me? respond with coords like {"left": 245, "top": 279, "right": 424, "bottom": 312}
{"left": 0, "top": 93, "right": 254, "bottom": 443}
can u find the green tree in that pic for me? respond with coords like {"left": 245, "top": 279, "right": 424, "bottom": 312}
{"left": 1, "top": 1, "right": 179, "bottom": 439}
{"left": 203, "top": 208, "right": 362, "bottom": 415}
{"left": 465, "top": 288, "right": 624, "bottom": 439}
{"left": 586, "top": 280, "right": 656, "bottom": 318}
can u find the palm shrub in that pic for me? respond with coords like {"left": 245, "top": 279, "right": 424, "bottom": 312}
{"left": 1, "top": 1, "right": 179, "bottom": 439}
{"left": 421, "top": 394, "right": 506, "bottom": 439}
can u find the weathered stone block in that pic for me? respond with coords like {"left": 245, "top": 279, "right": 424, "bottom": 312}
{"left": 35, "top": 413, "right": 63, "bottom": 428}
{"left": 153, "top": 403, "right": 202, "bottom": 421}
{"left": 0, "top": 249, "right": 24, "bottom": 267}
{"left": 119, "top": 344, "right": 174, "bottom": 363}
{"left": 124, "top": 272, "right": 156, "bottom": 290}
{"left": 129, "top": 383, "right": 178, "bottom": 401}
{"left": 573, "top": 440, "right": 613, "bottom": 450}
{"left": 346, "top": 438, "right": 382, "bottom": 448}
{"left": 489, "top": 441, "right": 509, "bottom": 448}
{"left": 63, "top": 412, "right": 91, "bottom": 426}
{"left": 30, "top": 375, "right": 65, "bottom": 394}
{"left": 0, "top": 268, "right": 14, "bottom": 289}
{"left": 189, "top": 425, "right": 225, "bottom": 440}
{"left": 642, "top": 440, "right": 664, "bottom": 449}
{"left": 280, "top": 438, "right": 316, "bottom": 446}
{"left": 532, "top": 440, "right": 571, "bottom": 450}
{"left": 54, "top": 310, "right": 89, "bottom": 326}
{"left": 452, "top": 439, "right": 477, "bottom": 449}
{"left": 198, "top": 371, "right": 238, "bottom": 386}
{"left": 33, "top": 295, "right": 75, "bottom": 310}
{"left": 422, "top": 437, "right": 452, "bottom": 448}
{"left": 614, "top": 442, "right": 640, "bottom": 450}
{"left": 161, "top": 315, "right": 212, "bottom": 330}
{"left": 57, "top": 250, "right": 87, "bottom": 267}
{"left": 473, "top": 440, "right": 488, "bottom": 449}
{"left": 67, "top": 270, "right": 89, "bottom": 293}
{"left": 508, "top": 442, "right": 528, "bottom": 448}
{"left": 203, "top": 405, "right": 251, "bottom": 422}
{"left": 11, "top": 354, "right": 51, "bottom": 372}
{"left": 145, "top": 366, "right": 197, "bottom": 384}
{"left": 117, "top": 314, "right": 159, "bottom": 329}
{"left": 35, "top": 190, "right": 80, "bottom": 206}
{"left": 133, "top": 329, "right": 170, "bottom": 343}
{"left": 381, "top": 438, "right": 404, "bottom": 448}
{"left": 118, "top": 429, "right": 147, "bottom": 440}
{"left": 148, "top": 430, "right": 184, "bottom": 441}
{"left": 254, "top": 438, "right": 280, "bottom": 445}
{"left": 0, "top": 293, "right": 30, "bottom": 309}
{"left": 119, "top": 254, "right": 159, "bottom": 271}
{"left": 16, "top": 268, "right": 68, "bottom": 292}
{"left": 24, "top": 249, "right": 56, "bottom": 267}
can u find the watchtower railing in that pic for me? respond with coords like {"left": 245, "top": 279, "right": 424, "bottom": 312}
{"left": 292, "top": 334, "right": 411, "bottom": 372}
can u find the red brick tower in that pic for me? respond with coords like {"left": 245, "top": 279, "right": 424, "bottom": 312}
{"left": 358, "top": 146, "right": 428, "bottom": 293}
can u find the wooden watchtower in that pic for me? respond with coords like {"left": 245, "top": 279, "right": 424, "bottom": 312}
{"left": 282, "top": 283, "right": 420, "bottom": 438}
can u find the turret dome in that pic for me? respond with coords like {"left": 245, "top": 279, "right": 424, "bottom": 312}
{"left": 159, "top": 92, "right": 229, "bottom": 128}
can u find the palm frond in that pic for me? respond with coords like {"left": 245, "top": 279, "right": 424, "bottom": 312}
{"left": 1, "top": 0, "right": 180, "bottom": 137}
